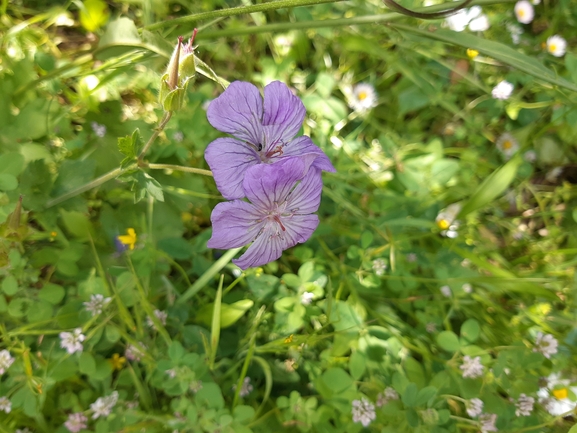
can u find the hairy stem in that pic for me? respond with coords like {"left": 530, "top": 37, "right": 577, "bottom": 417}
{"left": 148, "top": 163, "right": 213, "bottom": 177}
{"left": 144, "top": 0, "right": 345, "bottom": 31}
{"left": 138, "top": 111, "right": 173, "bottom": 162}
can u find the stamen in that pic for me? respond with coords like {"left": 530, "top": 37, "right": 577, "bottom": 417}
{"left": 274, "top": 215, "right": 286, "bottom": 231}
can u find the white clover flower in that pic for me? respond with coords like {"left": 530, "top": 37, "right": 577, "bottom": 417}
{"left": 480, "top": 413, "right": 498, "bottom": 432}
{"left": 466, "top": 398, "right": 484, "bottom": 417}
{"left": 349, "top": 83, "right": 378, "bottom": 112}
{"left": 125, "top": 343, "right": 146, "bottom": 362}
{"left": 376, "top": 387, "right": 399, "bottom": 407}
{"left": 524, "top": 150, "right": 537, "bottom": 163}
{"left": 514, "top": 0, "right": 534, "bottom": 24}
{"left": 59, "top": 328, "right": 86, "bottom": 354}
{"left": 172, "top": 131, "right": 184, "bottom": 142}
{"left": 91, "top": 121, "right": 107, "bottom": 138}
{"left": 507, "top": 23, "right": 524, "bottom": 44}
{"left": 537, "top": 373, "right": 577, "bottom": 416}
{"left": 440, "top": 285, "right": 452, "bottom": 297}
{"left": 165, "top": 368, "right": 177, "bottom": 379}
{"left": 406, "top": 253, "right": 417, "bottom": 262}
{"left": 83, "top": 294, "right": 112, "bottom": 316}
{"left": 301, "top": 291, "right": 314, "bottom": 306}
{"left": 64, "top": 412, "right": 88, "bottom": 433}
{"left": 492, "top": 80, "right": 514, "bottom": 100}
{"left": 547, "top": 35, "right": 567, "bottom": 57}
{"left": 446, "top": 9, "right": 470, "bottom": 32}
{"left": 90, "top": 391, "right": 119, "bottom": 419}
{"left": 546, "top": 166, "right": 563, "bottom": 183}
{"left": 533, "top": 332, "right": 558, "bottom": 358}
{"left": 462, "top": 283, "right": 473, "bottom": 294}
{"left": 496, "top": 133, "right": 519, "bottom": 159}
{"left": 515, "top": 394, "right": 535, "bottom": 416}
{"left": 351, "top": 398, "right": 376, "bottom": 427}
{"left": 233, "top": 377, "right": 254, "bottom": 397}
{"left": 189, "top": 380, "right": 203, "bottom": 393}
{"left": 426, "top": 322, "right": 437, "bottom": 333}
{"left": 460, "top": 355, "right": 484, "bottom": 378}
{"left": 372, "top": 258, "right": 387, "bottom": 276}
{"left": 0, "top": 350, "right": 15, "bottom": 375}
{"left": 146, "top": 309, "right": 168, "bottom": 329}
{"left": 0, "top": 396, "right": 11, "bottom": 413}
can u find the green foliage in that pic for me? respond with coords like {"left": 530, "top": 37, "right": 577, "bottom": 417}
{"left": 0, "top": 0, "right": 576, "bottom": 432}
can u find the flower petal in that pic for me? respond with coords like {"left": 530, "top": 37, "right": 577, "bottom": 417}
{"left": 233, "top": 226, "right": 284, "bottom": 270}
{"left": 207, "top": 200, "right": 264, "bottom": 249}
{"left": 286, "top": 168, "right": 323, "bottom": 214}
{"left": 262, "top": 81, "right": 306, "bottom": 146}
{"left": 205, "top": 137, "right": 261, "bottom": 199}
{"left": 243, "top": 158, "right": 306, "bottom": 212}
{"left": 207, "top": 81, "right": 264, "bottom": 145}
{"left": 283, "top": 136, "right": 336, "bottom": 173}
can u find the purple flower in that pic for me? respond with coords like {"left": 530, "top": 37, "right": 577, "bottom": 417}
{"left": 207, "top": 158, "right": 321, "bottom": 269}
{"left": 205, "top": 81, "right": 335, "bottom": 199}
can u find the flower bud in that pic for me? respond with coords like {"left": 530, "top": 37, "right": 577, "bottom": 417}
{"left": 160, "top": 29, "right": 198, "bottom": 112}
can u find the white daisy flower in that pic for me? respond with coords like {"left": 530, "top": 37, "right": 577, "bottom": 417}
{"left": 436, "top": 203, "right": 461, "bottom": 237}
{"left": 446, "top": 9, "right": 470, "bottom": 32}
{"left": 492, "top": 80, "right": 514, "bottom": 100}
{"left": 514, "top": 1, "right": 534, "bottom": 24}
{"left": 537, "top": 373, "right": 577, "bottom": 416}
{"left": 524, "top": 150, "right": 537, "bottom": 163}
{"left": 351, "top": 398, "right": 376, "bottom": 427}
{"left": 469, "top": 14, "right": 490, "bottom": 31}
{"left": 348, "top": 83, "right": 378, "bottom": 112}
{"left": 460, "top": 355, "right": 484, "bottom": 379}
{"left": 546, "top": 35, "right": 567, "bottom": 57}
{"left": 496, "top": 133, "right": 519, "bottom": 159}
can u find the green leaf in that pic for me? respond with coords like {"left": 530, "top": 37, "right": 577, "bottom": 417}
{"left": 393, "top": 25, "right": 577, "bottom": 93}
{"left": 436, "top": 331, "right": 460, "bottom": 352}
{"left": 0, "top": 153, "right": 25, "bottom": 176}
{"left": 78, "top": 352, "right": 96, "bottom": 375}
{"left": 60, "top": 209, "right": 93, "bottom": 241}
{"left": 459, "top": 156, "right": 522, "bottom": 217}
{"left": 402, "top": 383, "right": 419, "bottom": 407}
{"left": 349, "top": 351, "right": 366, "bottom": 380}
{"left": 321, "top": 368, "right": 354, "bottom": 393}
{"left": 0, "top": 173, "right": 18, "bottom": 191}
{"left": 197, "top": 299, "right": 254, "bottom": 329}
{"left": 27, "top": 300, "right": 53, "bottom": 322}
{"left": 169, "top": 341, "right": 185, "bottom": 362}
{"left": 460, "top": 319, "right": 480, "bottom": 343}
{"left": 361, "top": 230, "right": 374, "bottom": 249}
{"left": 38, "top": 283, "right": 65, "bottom": 304}
{"left": 2, "top": 275, "right": 18, "bottom": 296}
{"left": 118, "top": 129, "right": 141, "bottom": 167}
{"left": 415, "top": 386, "right": 437, "bottom": 407}
{"left": 8, "top": 298, "right": 32, "bottom": 318}
{"left": 104, "top": 325, "right": 120, "bottom": 343}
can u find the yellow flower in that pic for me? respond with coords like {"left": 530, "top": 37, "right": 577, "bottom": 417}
{"left": 553, "top": 388, "right": 568, "bottom": 400}
{"left": 109, "top": 353, "right": 126, "bottom": 370}
{"left": 466, "top": 49, "right": 479, "bottom": 59}
{"left": 117, "top": 228, "right": 137, "bottom": 250}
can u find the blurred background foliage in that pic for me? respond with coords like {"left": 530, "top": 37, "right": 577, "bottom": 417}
{"left": 0, "top": 0, "right": 576, "bottom": 432}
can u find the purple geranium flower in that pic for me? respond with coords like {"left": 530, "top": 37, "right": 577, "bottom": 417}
{"left": 205, "top": 81, "right": 335, "bottom": 199}
{"left": 207, "top": 158, "right": 322, "bottom": 269}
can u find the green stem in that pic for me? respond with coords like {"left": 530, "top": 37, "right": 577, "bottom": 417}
{"left": 148, "top": 163, "right": 213, "bottom": 177}
{"left": 144, "top": 0, "right": 345, "bottom": 31}
{"left": 195, "top": 0, "right": 516, "bottom": 39}
{"left": 138, "top": 111, "right": 173, "bottom": 162}
{"left": 45, "top": 167, "right": 124, "bottom": 208}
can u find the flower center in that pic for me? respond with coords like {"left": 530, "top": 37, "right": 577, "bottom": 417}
{"left": 503, "top": 140, "right": 513, "bottom": 149}
{"left": 549, "top": 44, "right": 557, "bottom": 52}
{"left": 264, "top": 145, "right": 284, "bottom": 160}
{"left": 437, "top": 219, "right": 450, "bottom": 230}
{"left": 518, "top": 9, "right": 525, "bottom": 17}
{"left": 553, "top": 388, "right": 568, "bottom": 400}
{"left": 358, "top": 91, "right": 368, "bottom": 101}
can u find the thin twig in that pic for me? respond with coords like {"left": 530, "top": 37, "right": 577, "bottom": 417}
{"left": 148, "top": 163, "right": 213, "bottom": 177}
